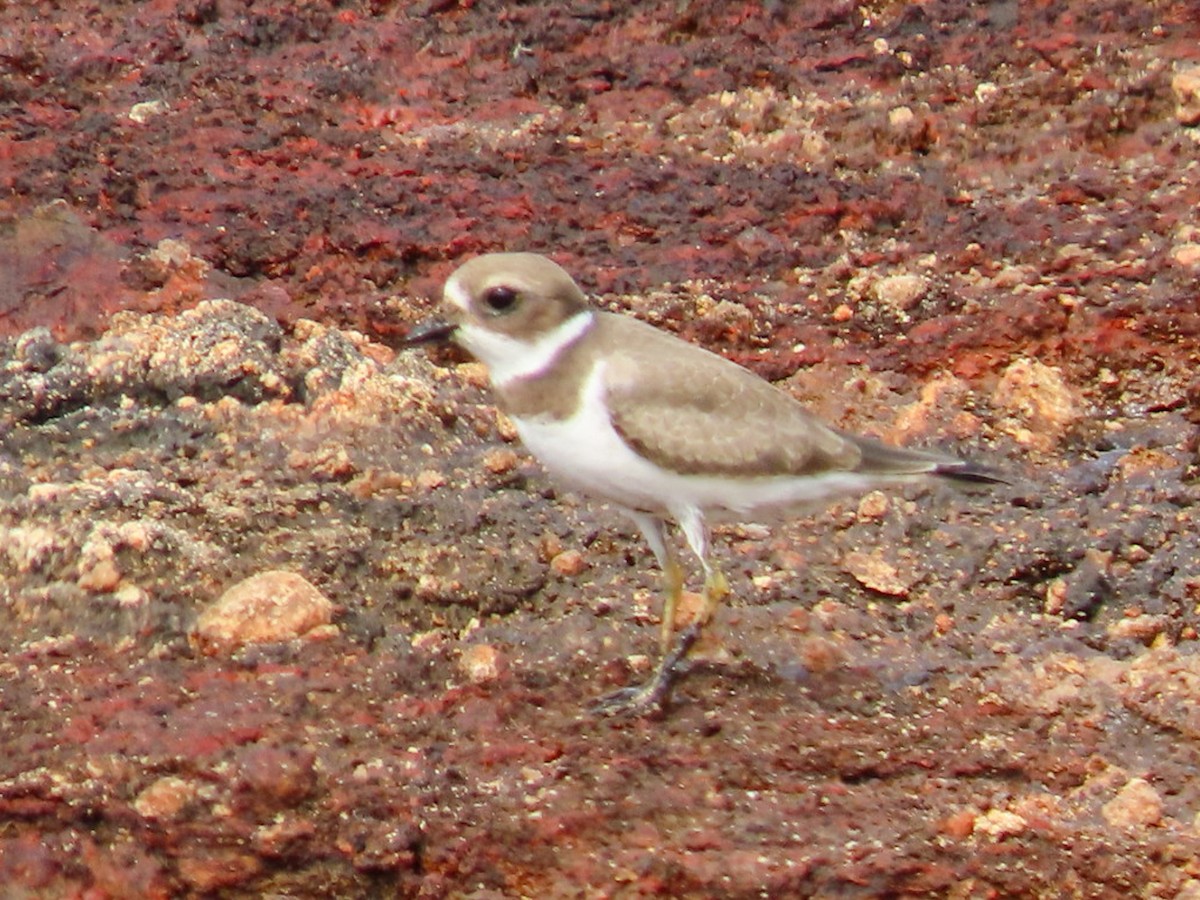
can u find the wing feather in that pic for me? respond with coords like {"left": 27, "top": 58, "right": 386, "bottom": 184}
{"left": 596, "top": 314, "right": 862, "bottom": 478}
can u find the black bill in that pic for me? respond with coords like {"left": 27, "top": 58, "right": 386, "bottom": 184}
{"left": 401, "top": 320, "right": 457, "bottom": 347}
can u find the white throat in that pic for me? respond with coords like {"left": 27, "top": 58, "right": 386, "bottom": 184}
{"left": 456, "top": 310, "right": 594, "bottom": 388}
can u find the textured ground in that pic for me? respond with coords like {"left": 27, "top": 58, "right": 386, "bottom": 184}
{"left": 3, "top": 1, "right": 1200, "bottom": 897}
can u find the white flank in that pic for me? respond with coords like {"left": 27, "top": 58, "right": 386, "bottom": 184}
{"left": 457, "top": 310, "right": 594, "bottom": 388}
{"left": 514, "top": 361, "right": 885, "bottom": 532}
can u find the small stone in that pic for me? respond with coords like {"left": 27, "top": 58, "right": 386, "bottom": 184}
{"left": 550, "top": 549, "right": 588, "bottom": 577}
{"left": 1123, "top": 543, "right": 1150, "bottom": 564}
{"left": 1044, "top": 577, "right": 1068, "bottom": 615}
{"left": 1107, "top": 614, "right": 1169, "bottom": 644}
{"left": 458, "top": 362, "right": 491, "bottom": 389}
{"left": 494, "top": 412, "right": 520, "bottom": 442}
{"left": 671, "top": 590, "right": 706, "bottom": 630}
{"left": 459, "top": 643, "right": 503, "bottom": 683}
{"left": 287, "top": 445, "right": 356, "bottom": 480}
{"left": 234, "top": 744, "right": 316, "bottom": 807}
{"left": 133, "top": 776, "right": 199, "bottom": 821}
{"left": 842, "top": 550, "right": 913, "bottom": 596}
{"left": 113, "top": 583, "right": 147, "bottom": 608}
{"left": 872, "top": 273, "right": 928, "bottom": 311}
{"left": 253, "top": 817, "right": 318, "bottom": 856}
{"left": 783, "top": 607, "right": 811, "bottom": 632}
{"left": 799, "top": 636, "right": 845, "bottom": 673}
{"left": 482, "top": 447, "right": 520, "bottom": 475}
{"left": 888, "top": 105, "right": 914, "bottom": 129}
{"left": 77, "top": 557, "right": 122, "bottom": 593}
{"left": 940, "top": 807, "right": 977, "bottom": 839}
{"left": 2, "top": 525, "right": 60, "bottom": 573}
{"left": 1116, "top": 446, "right": 1181, "bottom": 479}
{"left": 991, "top": 358, "right": 1079, "bottom": 448}
{"left": 1173, "top": 243, "right": 1200, "bottom": 267}
{"left": 831, "top": 303, "right": 853, "bottom": 322}
{"left": 191, "top": 570, "right": 336, "bottom": 654}
{"left": 1172, "top": 65, "right": 1200, "bottom": 126}
{"left": 1102, "top": 777, "right": 1163, "bottom": 828}
{"left": 416, "top": 469, "right": 447, "bottom": 491}
{"left": 128, "top": 99, "right": 168, "bottom": 124}
{"left": 537, "top": 533, "right": 565, "bottom": 563}
{"left": 856, "top": 491, "right": 889, "bottom": 521}
{"left": 973, "top": 808, "right": 1028, "bottom": 839}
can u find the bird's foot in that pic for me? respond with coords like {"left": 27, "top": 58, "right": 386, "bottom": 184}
{"left": 590, "top": 624, "right": 699, "bottom": 717}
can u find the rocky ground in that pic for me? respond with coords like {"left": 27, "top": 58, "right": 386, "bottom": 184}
{"left": 2, "top": 0, "right": 1200, "bottom": 896}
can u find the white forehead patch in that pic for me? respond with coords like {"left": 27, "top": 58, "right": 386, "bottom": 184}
{"left": 444, "top": 276, "right": 471, "bottom": 313}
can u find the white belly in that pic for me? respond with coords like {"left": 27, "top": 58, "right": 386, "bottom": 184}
{"left": 511, "top": 362, "right": 878, "bottom": 523}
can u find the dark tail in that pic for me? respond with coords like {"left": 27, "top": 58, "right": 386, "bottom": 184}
{"left": 850, "top": 434, "right": 1010, "bottom": 486}
{"left": 932, "top": 460, "right": 1011, "bottom": 486}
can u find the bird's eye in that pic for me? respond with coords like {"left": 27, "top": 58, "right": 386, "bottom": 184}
{"left": 482, "top": 286, "right": 519, "bottom": 315}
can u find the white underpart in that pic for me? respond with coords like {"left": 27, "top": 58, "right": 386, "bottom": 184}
{"left": 514, "top": 360, "right": 883, "bottom": 564}
{"left": 456, "top": 310, "right": 595, "bottom": 388}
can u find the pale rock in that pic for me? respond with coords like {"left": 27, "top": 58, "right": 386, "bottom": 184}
{"left": 192, "top": 570, "right": 336, "bottom": 654}
{"left": 1172, "top": 66, "right": 1200, "bottom": 126}
{"left": 1102, "top": 777, "right": 1163, "bottom": 828}
{"left": 550, "top": 549, "right": 588, "bottom": 577}
{"left": 991, "top": 358, "right": 1079, "bottom": 449}
{"left": 842, "top": 550, "right": 913, "bottom": 596}
{"left": 973, "top": 808, "right": 1028, "bottom": 839}
{"left": 459, "top": 643, "right": 503, "bottom": 683}
{"left": 1172, "top": 243, "right": 1200, "bottom": 267}
{"left": 872, "top": 273, "right": 928, "bottom": 312}
{"left": 134, "top": 776, "right": 199, "bottom": 821}
{"left": 856, "top": 491, "right": 890, "bottom": 521}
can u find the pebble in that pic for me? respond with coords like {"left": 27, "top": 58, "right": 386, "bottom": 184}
{"left": 482, "top": 447, "right": 520, "bottom": 475}
{"left": 191, "top": 570, "right": 336, "bottom": 654}
{"left": 888, "top": 105, "right": 914, "bottom": 129}
{"left": 972, "top": 808, "right": 1028, "bottom": 839}
{"left": 991, "top": 358, "right": 1079, "bottom": 448}
{"left": 128, "top": 99, "right": 168, "bottom": 124}
{"left": 872, "top": 273, "right": 928, "bottom": 312}
{"left": 459, "top": 643, "right": 503, "bottom": 683}
{"left": 1173, "top": 243, "right": 1200, "bottom": 267}
{"left": 940, "top": 807, "right": 978, "bottom": 839}
{"left": 1101, "top": 777, "right": 1163, "bottom": 828}
{"left": 842, "top": 550, "right": 912, "bottom": 597}
{"left": 550, "top": 549, "right": 588, "bottom": 577}
{"left": 1044, "top": 577, "right": 1069, "bottom": 616}
{"left": 77, "top": 557, "right": 122, "bottom": 593}
{"left": 1172, "top": 65, "right": 1200, "bottom": 126}
{"left": 133, "top": 775, "right": 199, "bottom": 821}
{"left": 856, "top": 491, "right": 889, "bottom": 521}
{"left": 416, "top": 469, "right": 447, "bottom": 491}
{"left": 1107, "top": 614, "right": 1169, "bottom": 644}
{"left": 0, "top": 525, "right": 60, "bottom": 573}
{"left": 537, "top": 533, "right": 564, "bottom": 563}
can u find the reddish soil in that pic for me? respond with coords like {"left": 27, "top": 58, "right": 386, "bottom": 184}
{"left": 2, "top": 1, "right": 1200, "bottom": 897}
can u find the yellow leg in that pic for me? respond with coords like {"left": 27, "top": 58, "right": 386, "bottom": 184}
{"left": 591, "top": 513, "right": 730, "bottom": 717}
{"left": 590, "top": 561, "right": 731, "bottom": 717}
{"left": 699, "top": 564, "right": 729, "bottom": 629}
{"left": 658, "top": 557, "right": 685, "bottom": 654}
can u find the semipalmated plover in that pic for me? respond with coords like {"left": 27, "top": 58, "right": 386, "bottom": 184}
{"left": 406, "top": 253, "right": 1003, "bottom": 714}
